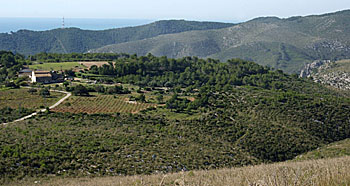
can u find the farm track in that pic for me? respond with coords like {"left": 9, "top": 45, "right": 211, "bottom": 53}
{"left": 1, "top": 89, "right": 71, "bottom": 125}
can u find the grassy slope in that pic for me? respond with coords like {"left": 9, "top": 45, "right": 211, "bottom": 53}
{"left": 92, "top": 10, "right": 350, "bottom": 74}
{"left": 295, "top": 138, "right": 350, "bottom": 161}
{"left": 7, "top": 156, "right": 350, "bottom": 186}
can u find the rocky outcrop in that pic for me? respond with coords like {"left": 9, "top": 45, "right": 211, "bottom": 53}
{"left": 299, "top": 60, "right": 332, "bottom": 78}
{"left": 300, "top": 60, "right": 350, "bottom": 90}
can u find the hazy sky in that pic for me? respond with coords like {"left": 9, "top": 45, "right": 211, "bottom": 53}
{"left": 1, "top": 0, "right": 349, "bottom": 22}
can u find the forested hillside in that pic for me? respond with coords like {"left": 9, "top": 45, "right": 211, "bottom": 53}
{"left": 92, "top": 10, "right": 350, "bottom": 73}
{"left": 0, "top": 20, "right": 233, "bottom": 55}
{"left": 1, "top": 54, "right": 350, "bottom": 182}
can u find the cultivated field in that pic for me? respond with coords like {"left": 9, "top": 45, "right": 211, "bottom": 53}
{"left": 29, "top": 62, "right": 86, "bottom": 71}
{"left": 0, "top": 88, "right": 65, "bottom": 110}
{"left": 9, "top": 156, "right": 350, "bottom": 186}
{"left": 52, "top": 93, "right": 158, "bottom": 114}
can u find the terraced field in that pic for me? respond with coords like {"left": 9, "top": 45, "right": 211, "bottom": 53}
{"left": 52, "top": 94, "right": 158, "bottom": 114}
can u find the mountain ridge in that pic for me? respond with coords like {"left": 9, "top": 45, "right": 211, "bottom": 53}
{"left": 0, "top": 20, "right": 234, "bottom": 55}
{"left": 91, "top": 9, "right": 350, "bottom": 73}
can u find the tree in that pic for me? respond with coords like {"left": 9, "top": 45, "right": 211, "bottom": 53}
{"left": 166, "top": 94, "right": 178, "bottom": 111}
{"left": 63, "top": 81, "right": 69, "bottom": 87}
{"left": 73, "top": 85, "right": 89, "bottom": 96}
{"left": 136, "top": 94, "right": 146, "bottom": 102}
{"left": 156, "top": 94, "right": 164, "bottom": 103}
{"left": 64, "top": 69, "right": 75, "bottom": 77}
{"left": 40, "top": 88, "right": 50, "bottom": 98}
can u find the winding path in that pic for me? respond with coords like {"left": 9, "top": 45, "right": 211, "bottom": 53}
{"left": 1, "top": 89, "right": 71, "bottom": 125}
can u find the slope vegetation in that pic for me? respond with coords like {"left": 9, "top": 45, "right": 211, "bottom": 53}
{"left": 93, "top": 10, "right": 350, "bottom": 73}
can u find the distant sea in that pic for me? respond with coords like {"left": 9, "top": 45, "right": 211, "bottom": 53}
{"left": 0, "top": 17, "right": 154, "bottom": 33}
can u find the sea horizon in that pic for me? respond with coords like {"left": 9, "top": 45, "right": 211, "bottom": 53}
{"left": 0, "top": 17, "right": 154, "bottom": 33}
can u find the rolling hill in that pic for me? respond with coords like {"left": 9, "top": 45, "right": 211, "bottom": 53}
{"left": 0, "top": 20, "right": 234, "bottom": 55}
{"left": 92, "top": 10, "right": 350, "bottom": 74}
{"left": 1, "top": 55, "right": 350, "bottom": 182}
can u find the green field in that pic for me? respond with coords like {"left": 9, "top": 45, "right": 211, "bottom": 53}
{"left": 29, "top": 62, "right": 86, "bottom": 71}
{"left": 0, "top": 88, "right": 65, "bottom": 110}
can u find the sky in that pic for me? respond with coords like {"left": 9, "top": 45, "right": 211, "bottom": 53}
{"left": 1, "top": 0, "right": 349, "bottom": 22}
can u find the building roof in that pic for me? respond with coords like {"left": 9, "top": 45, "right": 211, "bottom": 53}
{"left": 34, "top": 71, "right": 52, "bottom": 78}
{"left": 35, "top": 74, "right": 52, "bottom": 78}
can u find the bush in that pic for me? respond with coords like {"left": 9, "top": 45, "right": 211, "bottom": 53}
{"left": 39, "top": 88, "right": 50, "bottom": 98}
{"left": 72, "top": 85, "right": 89, "bottom": 96}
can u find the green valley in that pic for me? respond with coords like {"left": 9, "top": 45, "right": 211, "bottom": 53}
{"left": 1, "top": 51, "right": 350, "bottom": 184}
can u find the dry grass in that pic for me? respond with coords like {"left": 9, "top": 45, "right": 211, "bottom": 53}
{"left": 9, "top": 156, "right": 350, "bottom": 186}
